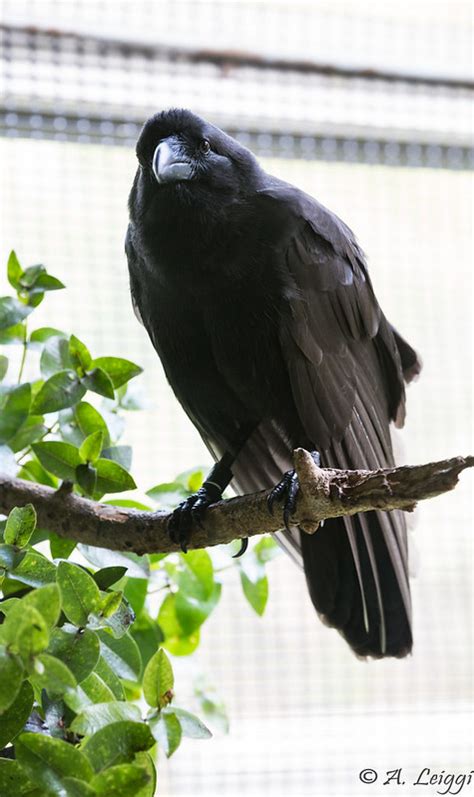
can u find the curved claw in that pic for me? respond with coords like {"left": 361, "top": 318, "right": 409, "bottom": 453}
{"left": 167, "top": 486, "right": 220, "bottom": 553}
{"left": 267, "top": 451, "right": 320, "bottom": 531}
{"left": 267, "top": 475, "right": 290, "bottom": 515}
{"left": 232, "top": 537, "right": 249, "bottom": 558}
{"left": 267, "top": 469, "right": 300, "bottom": 532}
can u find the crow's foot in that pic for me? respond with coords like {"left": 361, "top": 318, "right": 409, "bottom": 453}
{"left": 168, "top": 483, "right": 222, "bottom": 553}
{"left": 267, "top": 451, "right": 320, "bottom": 531}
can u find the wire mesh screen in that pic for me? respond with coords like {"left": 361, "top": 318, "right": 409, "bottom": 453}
{"left": 1, "top": 2, "right": 472, "bottom": 796}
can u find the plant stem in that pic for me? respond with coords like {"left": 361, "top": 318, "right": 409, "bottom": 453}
{"left": 17, "top": 322, "right": 28, "bottom": 384}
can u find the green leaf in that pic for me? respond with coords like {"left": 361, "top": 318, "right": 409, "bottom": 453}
{"left": 31, "top": 652, "right": 77, "bottom": 698}
{"left": 33, "top": 272, "right": 65, "bottom": 292}
{"left": 7, "top": 250, "right": 23, "bottom": 288}
{"left": 79, "top": 546, "right": 149, "bottom": 580}
{"left": 149, "top": 711, "right": 182, "bottom": 757}
{"left": 97, "top": 590, "right": 123, "bottom": 619}
{"left": 63, "top": 671, "right": 115, "bottom": 713}
{"left": 123, "top": 577, "right": 148, "bottom": 616}
{"left": 89, "top": 594, "right": 134, "bottom": 639}
{"left": 91, "top": 357, "right": 143, "bottom": 389}
{"left": 62, "top": 778, "right": 96, "bottom": 797}
{"left": 19, "top": 264, "right": 45, "bottom": 288}
{"left": 49, "top": 532, "right": 76, "bottom": 560}
{"left": 18, "top": 584, "right": 61, "bottom": 628}
{"left": 19, "top": 458, "right": 57, "bottom": 487}
{"left": 75, "top": 463, "right": 97, "bottom": 495}
{"left": 42, "top": 695, "right": 74, "bottom": 741}
{"left": 32, "top": 370, "right": 86, "bottom": 414}
{"left": 176, "top": 549, "right": 214, "bottom": 598}
{"left": 130, "top": 611, "right": 163, "bottom": 671}
{"left": 71, "top": 701, "right": 141, "bottom": 736}
{"left": 0, "top": 383, "right": 31, "bottom": 443}
{"left": 254, "top": 535, "right": 281, "bottom": 563}
{"left": 82, "top": 721, "right": 154, "bottom": 773}
{"left": 93, "top": 656, "right": 125, "bottom": 700}
{"left": 69, "top": 335, "right": 92, "bottom": 373}
{"left": 170, "top": 549, "right": 219, "bottom": 634}
{"left": 82, "top": 367, "right": 115, "bottom": 400}
{"left": 0, "top": 322, "right": 25, "bottom": 344}
{"left": 134, "top": 753, "right": 156, "bottom": 797}
{"left": 175, "top": 467, "right": 206, "bottom": 492}
{"left": 30, "top": 327, "right": 66, "bottom": 344}
{"left": 90, "top": 763, "right": 151, "bottom": 796}
{"left": 0, "top": 542, "right": 26, "bottom": 571}
{"left": 48, "top": 626, "right": 100, "bottom": 683}
{"left": 57, "top": 562, "right": 101, "bottom": 627}
{"left": 170, "top": 706, "right": 212, "bottom": 739}
{"left": 95, "top": 458, "right": 136, "bottom": 494}
{"left": 0, "top": 759, "right": 37, "bottom": 796}
{"left": 146, "top": 481, "right": 188, "bottom": 509}
{"left": 0, "top": 296, "right": 33, "bottom": 329}
{"left": 4, "top": 504, "right": 37, "bottom": 547}
{"left": 75, "top": 402, "right": 110, "bottom": 445}
{"left": 0, "top": 645, "right": 24, "bottom": 711}
{"left": 79, "top": 430, "right": 103, "bottom": 464}
{"left": 0, "top": 680, "right": 33, "bottom": 748}
{"left": 93, "top": 566, "right": 128, "bottom": 590}
{"left": 240, "top": 570, "right": 268, "bottom": 616}
{"left": 101, "top": 445, "right": 132, "bottom": 470}
{"left": 142, "top": 647, "right": 174, "bottom": 709}
{"left": 8, "top": 416, "right": 46, "bottom": 453}
{"left": 175, "top": 581, "right": 221, "bottom": 635}
{"left": 15, "top": 733, "right": 94, "bottom": 793}
{"left": 59, "top": 403, "right": 111, "bottom": 448}
{"left": 97, "top": 629, "right": 142, "bottom": 681}
{"left": 106, "top": 498, "right": 151, "bottom": 510}
{"left": 158, "top": 593, "right": 200, "bottom": 656}
{"left": 0, "top": 355, "right": 8, "bottom": 381}
{"left": 40, "top": 336, "right": 74, "bottom": 377}
{"left": 32, "top": 440, "right": 82, "bottom": 481}
{"left": 0, "top": 597, "right": 21, "bottom": 615}
{"left": 0, "top": 603, "right": 49, "bottom": 659}
{"left": 9, "top": 549, "right": 57, "bottom": 587}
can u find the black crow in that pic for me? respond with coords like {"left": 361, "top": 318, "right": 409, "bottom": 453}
{"left": 126, "top": 108, "right": 421, "bottom": 658}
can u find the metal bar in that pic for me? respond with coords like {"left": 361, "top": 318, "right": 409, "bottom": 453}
{"left": 1, "top": 23, "right": 473, "bottom": 92}
{"left": 1, "top": 109, "right": 472, "bottom": 171}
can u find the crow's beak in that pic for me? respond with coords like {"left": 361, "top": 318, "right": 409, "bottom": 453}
{"left": 152, "top": 137, "right": 193, "bottom": 184}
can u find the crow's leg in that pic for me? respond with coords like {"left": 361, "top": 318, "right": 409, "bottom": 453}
{"left": 168, "top": 454, "right": 234, "bottom": 554}
{"left": 267, "top": 450, "right": 321, "bottom": 531}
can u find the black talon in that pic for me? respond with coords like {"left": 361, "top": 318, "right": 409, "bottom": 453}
{"left": 267, "top": 475, "right": 288, "bottom": 515}
{"left": 232, "top": 537, "right": 248, "bottom": 558}
{"left": 268, "top": 450, "right": 320, "bottom": 532}
{"left": 167, "top": 482, "right": 223, "bottom": 553}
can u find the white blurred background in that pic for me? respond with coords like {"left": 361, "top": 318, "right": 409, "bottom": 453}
{"left": 1, "top": 2, "right": 472, "bottom": 795}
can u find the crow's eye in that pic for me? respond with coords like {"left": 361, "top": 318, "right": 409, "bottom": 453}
{"left": 200, "top": 138, "right": 211, "bottom": 154}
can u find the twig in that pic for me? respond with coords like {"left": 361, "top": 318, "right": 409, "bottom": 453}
{"left": 0, "top": 452, "right": 472, "bottom": 556}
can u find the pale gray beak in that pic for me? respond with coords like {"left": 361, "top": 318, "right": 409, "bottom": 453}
{"left": 152, "top": 138, "right": 193, "bottom": 184}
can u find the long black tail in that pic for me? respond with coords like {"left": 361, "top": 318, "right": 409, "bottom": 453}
{"left": 300, "top": 510, "right": 412, "bottom": 658}
{"left": 213, "top": 411, "right": 413, "bottom": 658}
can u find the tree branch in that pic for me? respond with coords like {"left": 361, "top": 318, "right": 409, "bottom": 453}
{"left": 0, "top": 451, "right": 472, "bottom": 556}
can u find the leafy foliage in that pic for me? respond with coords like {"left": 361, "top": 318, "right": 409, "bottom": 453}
{"left": 0, "top": 252, "right": 280, "bottom": 795}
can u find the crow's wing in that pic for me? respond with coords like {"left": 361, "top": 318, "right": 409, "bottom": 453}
{"left": 249, "top": 182, "right": 415, "bottom": 657}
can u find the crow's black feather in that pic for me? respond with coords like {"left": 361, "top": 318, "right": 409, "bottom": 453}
{"left": 126, "top": 109, "right": 421, "bottom": 657}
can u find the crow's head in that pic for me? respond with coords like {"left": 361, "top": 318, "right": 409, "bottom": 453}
{"left": 134, "top": 108, "right": 262, "bottom": 200}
